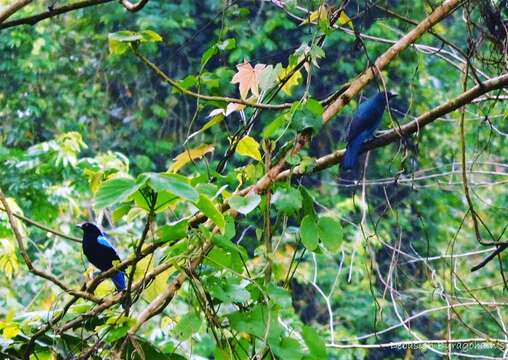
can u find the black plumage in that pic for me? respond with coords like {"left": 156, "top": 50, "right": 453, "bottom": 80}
{"left": 77, "top": 222, "right": 126, "bottom": 292}
{"left": 342, "top": 91, "right": 397, "bottom": 170}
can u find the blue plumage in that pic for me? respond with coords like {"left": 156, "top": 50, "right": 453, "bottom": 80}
{"left": 342, "top": 91, "right": 396, "bottom": 170}
{"left": 77, "top": 223, "right": 126, "bottom": 293}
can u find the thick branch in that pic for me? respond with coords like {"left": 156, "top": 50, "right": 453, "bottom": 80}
{"left": 250, "top": 0, "right": 461, "bottom": 194}
{"left": 0, "top": 0, "right": 115, "bottom": 30}
{"left": 276, "top": 72, "right": 508, "bottom": 180}
{"left": 120, "top": 0, "right": 149, "bottom": 12}
{"left": 0, "top": 0, "right": 32, "bottom": 23}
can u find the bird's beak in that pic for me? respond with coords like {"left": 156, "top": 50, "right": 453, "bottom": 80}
{"left": 390, "top": 93, "right": 398, "bottom": 98}
{"left": 76, "top": 224, "right": 83, "bottom": 230}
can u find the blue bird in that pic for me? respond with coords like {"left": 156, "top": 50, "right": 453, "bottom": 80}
{"left": 77, "top": 222, "right": 126, "bottom": 293}
{"left": 342, "top": 91, "right": 397, "bottom": 170}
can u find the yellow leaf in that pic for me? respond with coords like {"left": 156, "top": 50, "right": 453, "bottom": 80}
{"left": 168, "top": 144, "right": 215, "bottom": 173}
{"left": 236, "top": 136, "right": 261, "bottom": 161}
{"left": 338, "top": 10, "right": 353, "bottom": 28}
{"left": 301, "top": 5, "right": 329, "bottom": 25}
{"left": 144, "top": 267, "right": 174, "bottom": 301}
{"left": 95, "top": 281, "right": 115, "bottom": 297}
{"left": 279, "top": 67, "right": 302, "bottom": 96}
{"left": 3, "top": 324, "right": 19, "bottom": 339}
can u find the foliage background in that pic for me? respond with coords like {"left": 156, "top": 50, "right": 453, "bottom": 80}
{"left": 1, "top": 0, "right": 508, "bottom": 359}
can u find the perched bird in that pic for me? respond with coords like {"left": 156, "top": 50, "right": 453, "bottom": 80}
{"left": 342, "top": 91, "right": 397, "bottom": 170}
{"left": 77, "top": 222, "right": 126, "bottom": 293}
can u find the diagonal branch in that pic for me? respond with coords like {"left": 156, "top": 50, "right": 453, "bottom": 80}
{"left": 0, "top": 0, "right": 115, "bottom": 30}
{"left": 0, "top": 189, "right": 100, "bottom": 302}
{"left": 0, "top": 0, "right": 32, "bottom": 23}
{"left": 120, "top": 0, "right": 149, "bottom": 12}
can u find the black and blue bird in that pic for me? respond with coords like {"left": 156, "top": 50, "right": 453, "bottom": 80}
{"left": 77, "top": 222, "right": 126, "bottom": 293}
{"left": 342, "top": 91, "right": 397, "bottom": 170}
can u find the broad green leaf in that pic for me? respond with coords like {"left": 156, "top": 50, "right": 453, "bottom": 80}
{"left": 201, "top": 45, "right": 218, "bottom": 66}
{"left": 302, "top": 325, "right": 327, "bottom": 359}
{"left": 300, "top": 215, "right": 319, "bottom": 251}
{"left": 262, "top": 113, "right": 289, "bottom": 139}
{"left": 236, "top": 135, "right": 262, "bottom": 161}
{"left": 272, "top": 187, "right": 302, "bottom": 214}
{"left": 267, "top": 284, "right": 292, "bottom": 308}
{"left": 108, "top": 31, "right": 142, "bottom": 42}
{"left": 229, "top": 192, "right": 261, "bottom": 215}
{"left": 217, "top": 38, "right": 236, "bottom": 51}
{"left": 172, "top": 312, "right": 202, "bottom": 340}
{"left": 95, "top": 178, "right": 139, "bottom": 209}
{"left": 208, "top": 277, "right": 251, "bottom": 303}
{"left": 148, "top": 173, "right": 199, "bottom": 202}
{"left": 111, "top": 203, "right": 131, "bottom": 223}
{"left": 187, "top": 113, "right": 224, "bottom": 140}
{"left": 140, "top": 30, "right": 163, "bottom": 42}
{"left": 108, "top": 31, "right": 141, "bottom": 55}
{"left": 228, "top": 304, "right": 281, "bottom": 340}
{"left": 157, "top": 221, "right": 189, "bottom": 243}
{"left": 318, "top": 216, "right": 342, "bottom": 252}
{"left": 301, "top": 187, "right": 317, "bottom": 219}
{"left": 195, "top": 194, "right": 225, "bottom": 232}
{"left": 293, "top": 99, "right": 323, "bottom": 134}
{"left": 271, "top": 337, "right": 304, "bottom": 360}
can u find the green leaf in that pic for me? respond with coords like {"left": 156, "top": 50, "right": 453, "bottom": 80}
{"left": 201, "top": 45, "right": 218, "bottom": 66}
{"left": 157, "top": 221, "right": 189, "bottom": 243}
{"left": 95, "top": 178, "right": 139, "bottom": 209}
{"left": 208, "top": 277, "right": 251, "bottom": 303}
{"left": 195, "top": 194, "right": 225, "bottom": 232}
{"left": 172, "top": 312, "right": 202, "bottom": 340}
{"left": 228, "top": 304, "right": 281, "bottom": 340}
{"left": 187, "top": 113, "right": 224, "bottom": 140}
{"left": 302, "top": 325, "right": 327, "bottom": 359}
{"left": 108, "top": 31, "right": 140, "bottom": 55}
{"left": 109, "top": 31, "right": 143, "bottom": 42}
{"left": 267, "top": 284, "right": 292, "bottom": 308}
{"left": 229, "top": 192, "right": 261, "bottom": 215}
{"left": 272, "top": 187, "right": 302, "bottom": 214}
{"left": 148, "top": 173, "right": 199, "bottom": 202}
{"left": 111, "top": 203, "right": 131, "bottom": 223}
{"left": 300, "top": 187, "right": 317, "bottom": 219}
{"left": 258, "top": 63, "right": 283, "bottom": 92}
{"left": 271, "top": 337, "right": 304, "bottom": 360}
{"left": 300, "top": 215, "right": 319, "bottom": 251}
{"left": 318, "top": 216, "right": 342, "bottom": 252}
{"left": 236, "top": 135, "right": 262, "bottom": 161}
{"left": 292, "top": 99, "right": 323, "bottom": 134}
{"left": 140, "top": 30, "right": 163, "bottom": 42}
{"left": 217, "top": 38, "right": 236, "bottom": 51}
{"left": 262, "top": 113, "right": 289, "bottom": 139}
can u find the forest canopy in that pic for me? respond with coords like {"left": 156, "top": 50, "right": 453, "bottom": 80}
{"left": 1, "top": 0, "right": 508, "bottom": 359}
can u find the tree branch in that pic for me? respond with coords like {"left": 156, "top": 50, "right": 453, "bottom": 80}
{"left": 0, "top": 0, "right": 115, "bottom": 30}
{"left": 0, "top": 206, "right": 81, "bottom": 242}
{"left": 0, "top": 0, "right": 32, "bottom": 24}
{"left": 0, "top": 189, "right": 99, "bottom": 302}
{"left": 120, "top": 0, "right": 149, "bottom": 12}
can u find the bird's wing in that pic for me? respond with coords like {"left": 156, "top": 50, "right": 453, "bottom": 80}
{"left": 97, "top": 235, "right": 115, "bottom": 250}
{"left": 347, "top": 97, "right": 385, "bottom": 142}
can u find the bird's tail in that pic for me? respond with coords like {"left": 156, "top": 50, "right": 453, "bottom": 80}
{"left": 112, "top": 271, "right": 128, "bottom": 310}
{"left": 342, "top": 136, "right": 364, "bottom": 170}
{"left": 112, "top": 271, "right": 126, "bottom": 292}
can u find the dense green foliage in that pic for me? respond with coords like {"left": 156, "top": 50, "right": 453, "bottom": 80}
{"left": 1, "top": 0, "right": 508, "bottom": 359}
